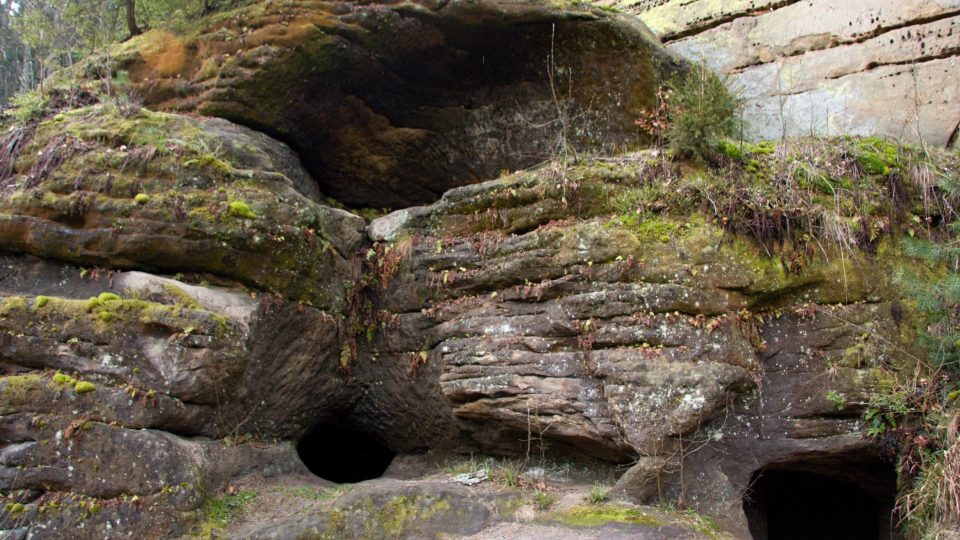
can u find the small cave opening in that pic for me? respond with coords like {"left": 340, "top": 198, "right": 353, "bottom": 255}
{"left": 296, "top": 424, "right": 397, "bottom": 483}
{"left": 743, "top": 453, "right": 900, "bottom": 540}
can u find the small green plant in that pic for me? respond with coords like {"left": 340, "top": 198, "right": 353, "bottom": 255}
{"left": 228, "top": 200, "right": 256, "bottom": 220}
{"left": 34, "top": 296, "right": 49, "bottom": 308}
{"left": 863, "top": 389, "right": 912, "bottom": 437}
{"left": 586, "top": 483, "right": 609, "bottom": 503}
{"left": 497, "top": 462, "right": 522, "bottom": 488}
{"left": 717, "top": 139, "right": 743, "bottom": 161}
{"left": 533, "top": 489, "right": 556, "bottom": 510}
{"left": 9, "top": 90, "right": 48, "bottom": 123}
{"left": 134, "top": 193, "right": 150, "bottom": 205}
{"left": 895, "top": 212, "right": 960, "bottom": 372}
{"left": 199, "top": 490, "right": 256, "bottom": 536}
{"left": 825, "top": 389, "right": 846, "bottom": 411}
{"left": 664, "top": 62, "right": 741, "bottom": 162}
{"left": 679, "top": 507, "right": 724, "bottom": 539}
{"left": 855, "top": 138, "right": 899, "bottom": 175}
{"left": 444, "top": 455, "right": 493, "bottom": 476}
{"left": 74, "top": 381, "right": 96, "bottom": 394}
{"left": 339, "top": 344, "right": 352, "bottom": 370}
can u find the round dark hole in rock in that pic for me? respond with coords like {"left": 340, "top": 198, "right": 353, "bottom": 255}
{"left": 297, "top": 426, "right": 396, "bottom": 483}
{"left": 743, "top": 454, "right": 899, "bottom": 540}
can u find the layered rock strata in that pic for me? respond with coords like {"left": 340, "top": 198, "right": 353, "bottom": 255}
{"left": 600, "top": 0, "right": 960, "bottom": 148}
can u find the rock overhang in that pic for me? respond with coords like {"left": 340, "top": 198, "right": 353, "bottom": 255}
{"left": 118, "top": 0, "right": 682, "bottom": 208}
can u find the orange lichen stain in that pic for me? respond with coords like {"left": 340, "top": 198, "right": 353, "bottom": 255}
{"left": 139, "top": 31, "right": 189, "bottom": 77}
{"left": 247, "top": 20, "right": 327, "bottom": 48}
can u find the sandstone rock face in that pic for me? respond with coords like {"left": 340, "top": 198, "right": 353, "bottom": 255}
{"left": 360, "top": 160, "right": 911, "bottom": 536}
{"left": 600, "top": 0, "right": 960, "bottom": 148}
{"left": 0, "top": 2, "right": 940, "bottom": 537}
{"left": 0, "top": 133, "right": 919, "bottom": 536}
{"left": 114, "top": 0, "right": 681, "bottom": 208}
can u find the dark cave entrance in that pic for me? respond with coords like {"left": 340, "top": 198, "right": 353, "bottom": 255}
{"left": 296, "top": 425, "right": 396, "bottom": 483}
{"left": 743, "top": 453, "right": 900, "bottom": 540}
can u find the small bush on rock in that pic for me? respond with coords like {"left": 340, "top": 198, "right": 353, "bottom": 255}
{"left": 664, "top": 62, "right": 740, "bottom": 162}
{"left": 587, "top": 483, "right": 609, "bottom": 503}
{"left": 533, "top": 489, "right": 556, "bottom": 510}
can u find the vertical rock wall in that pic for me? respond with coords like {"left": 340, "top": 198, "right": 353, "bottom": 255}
{"left": 600, "top": 0, "right": 960, "bottom": 148}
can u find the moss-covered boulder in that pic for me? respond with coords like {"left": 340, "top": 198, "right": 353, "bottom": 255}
{"left": 0, "top": 104, "right": 363, "bottom": 307}
{"left": 0, "top": 253, "right": 360, "bottom": 538}
{"left": 107, "top": 0, "right": 680, "bottom": 208}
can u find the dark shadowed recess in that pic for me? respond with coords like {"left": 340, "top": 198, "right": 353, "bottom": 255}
{"left": 297, "top": 424, "right": 397, "bottom": 483}
{"left": 277, "top": 17, "right": 638, "bottom": 208}
{"left": 743, "top": 451, "right": 900, "bottom": 540}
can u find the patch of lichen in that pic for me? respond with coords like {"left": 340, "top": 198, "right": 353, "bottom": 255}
{"left": 4, "top": 294, "right": 232, "bottom": 340}
{"left": 378, "top": 495, "right": 417, "bottom": 536}
{"left": 552, "top": 504, "right": 661, "bottom": 527}
{"left": 161, "top": 283, "right": 203, "bottom": 310}
{"left": 666, "top": 507, "right": 730, "bottom": 539}
{"left": 307, "top": 493, "right": 457, "bottom": 540}
{"left": 0, "top": 374, "right": 45, "bottom": 403}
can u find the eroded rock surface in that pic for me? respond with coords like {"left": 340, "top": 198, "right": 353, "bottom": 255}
{"left": 356, "top": 159, "right": 913, "bottom": 535}
{"left": 600, "top": 0, "right": 960, "bottom": 148}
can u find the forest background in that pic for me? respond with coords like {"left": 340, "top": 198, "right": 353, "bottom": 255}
{"left": 0, "top": 0, "right": 226, "bottom": 107}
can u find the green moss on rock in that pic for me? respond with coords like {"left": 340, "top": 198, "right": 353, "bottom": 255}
{"left": 556, "top": 504, "right": 661, "bottom": 527}
{"left": 74, "top": 381, "right": 96, "bottom": 394}
{"left": 228, "top": 200, "right": 257, "bottom": 220}
{"left": 52, "top": 371, "right": 77, "bottom": 386}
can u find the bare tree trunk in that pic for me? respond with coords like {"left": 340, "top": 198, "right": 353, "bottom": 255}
{"left": 109, "top": 2, "right": 121, "bottom": 41}
{"left": 125, "top": 0, "right": 142, "bottom": 37}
